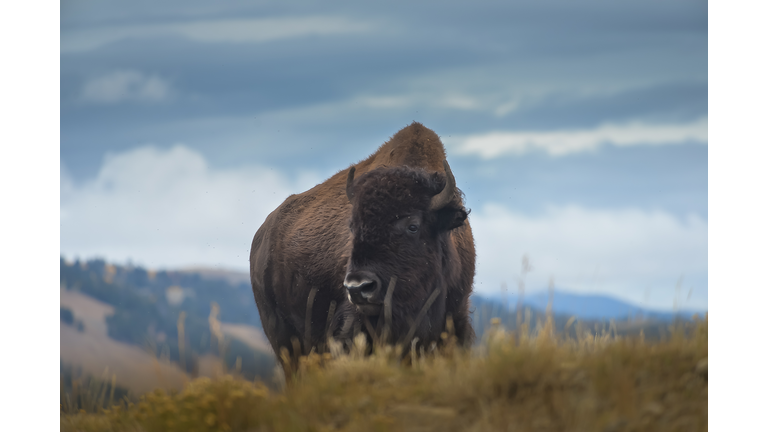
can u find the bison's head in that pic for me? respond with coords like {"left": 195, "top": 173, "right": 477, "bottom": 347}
{"left": 343, "top": 162, "right": 468, "bottom": 340}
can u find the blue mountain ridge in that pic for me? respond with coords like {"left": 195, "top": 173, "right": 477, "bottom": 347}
{"left": 470, "top": 290, "right": 706, "bottom": 321}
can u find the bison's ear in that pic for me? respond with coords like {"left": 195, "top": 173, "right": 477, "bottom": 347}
{"left": 436, "top": 206, "right": 468, "bottom": 231}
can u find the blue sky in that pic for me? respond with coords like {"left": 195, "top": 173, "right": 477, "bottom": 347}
{"left": 60, "top": 0, "right": 707, "bottom": 311}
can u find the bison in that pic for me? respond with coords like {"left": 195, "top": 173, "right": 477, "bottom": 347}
{"left": 249, "top": 123, "right": 475, "bottom": 370}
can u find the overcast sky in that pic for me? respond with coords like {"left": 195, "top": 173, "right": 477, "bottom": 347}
{"left": 60, "top": 0, "right": 707, "bottom": 311}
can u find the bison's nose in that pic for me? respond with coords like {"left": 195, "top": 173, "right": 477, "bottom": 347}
{"left": 344, "top": 272, "right": 380, "bottom": 303}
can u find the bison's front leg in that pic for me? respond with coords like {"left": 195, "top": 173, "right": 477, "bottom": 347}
{"left": 446, "top": 294, "right": 475, "bottom": 348}
{"left": 452, "top": 312, "right": 475, "bottom": 348}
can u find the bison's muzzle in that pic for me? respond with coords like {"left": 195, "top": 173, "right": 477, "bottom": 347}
{"left": 343, "top": 270, "right": 383, "bottom": 315}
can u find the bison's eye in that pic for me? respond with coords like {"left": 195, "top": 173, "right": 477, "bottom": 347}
{"left": 407, "top": 224, "right": 419, "bottom": 233}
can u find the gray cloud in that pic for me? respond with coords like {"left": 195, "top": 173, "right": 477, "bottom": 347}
{"left": 62, "top": 16, "right": 374, "bottom": 53}
{"left": 80, "top": 70, "right": 171, "bottom": 104}
{"left": 448, "top": 117, "right": 707, "bottom": 158}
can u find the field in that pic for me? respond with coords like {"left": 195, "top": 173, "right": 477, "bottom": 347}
{"left": 61, "top": 314, "right": 707, "bottom": 432}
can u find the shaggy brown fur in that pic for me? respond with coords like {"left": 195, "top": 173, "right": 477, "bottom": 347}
{"left": 249, "top": 123, "right": 476, "bottom": 370}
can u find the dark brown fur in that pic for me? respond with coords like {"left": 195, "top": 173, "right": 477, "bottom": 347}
{"left": 249, "top": 123, "right": 476, "bottom": 370}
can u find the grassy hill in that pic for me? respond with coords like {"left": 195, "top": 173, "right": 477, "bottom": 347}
{"left": 61, "top": 316, "right": 707, "bottom": 432}
{"left": 60, "top": 258, "right": 277, "bottom": 397}
{"left": 60, "top": 287, "right": 191, "bottom": 395}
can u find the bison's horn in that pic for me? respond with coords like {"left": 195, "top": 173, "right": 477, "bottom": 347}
{"left": 346, "top": 167, "right": 356, "bottom": 203}
{"left": 429, "top": 160, "right": 456, "bottom": 211}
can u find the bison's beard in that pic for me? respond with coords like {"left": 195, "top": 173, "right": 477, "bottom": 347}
{"left": 355, "top": 304, "right": 382, "bottom": 316}
{"left": 332, "top": 286, "right": 446, "bottom": 349}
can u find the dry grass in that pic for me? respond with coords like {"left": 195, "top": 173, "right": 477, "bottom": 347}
{"left": 61, "top": 316, "right": 707, "bottom": 432}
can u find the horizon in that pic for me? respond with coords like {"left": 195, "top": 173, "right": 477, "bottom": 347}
{"left": 59, "top": 256, "right": 705, "bottom": 315}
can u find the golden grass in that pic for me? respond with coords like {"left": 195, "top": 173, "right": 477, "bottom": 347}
{"left": 61, "top": 316, "right": 707, "bottom": 432}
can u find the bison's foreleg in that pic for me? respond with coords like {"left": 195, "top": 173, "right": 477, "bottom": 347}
{"left": 304, "top": 287, "right": 318, "bottom": 355}
{"left": 452, "top": 310, "right": 475, "bottom": 348}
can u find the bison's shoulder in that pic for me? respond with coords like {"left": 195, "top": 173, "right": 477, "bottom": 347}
{"left": 252, "top": 179, "right": 351, "bottom": 283}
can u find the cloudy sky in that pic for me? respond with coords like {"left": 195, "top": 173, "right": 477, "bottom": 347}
{"left": 60, "top": 0, "right": 707, "bottom": 311}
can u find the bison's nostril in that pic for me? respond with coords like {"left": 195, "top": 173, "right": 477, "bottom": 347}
{"left": 358, "top": 280, "right": 376, "bottom": 296}
{"left": 344, "top": 278, "right": 378, "bottom": 300}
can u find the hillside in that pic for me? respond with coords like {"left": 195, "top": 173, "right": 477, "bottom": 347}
{"left": 60, "top": 258, "right": 277, "bottom": 396}
{"left": 60, "top": 288, "right": 188, "bottom": 395}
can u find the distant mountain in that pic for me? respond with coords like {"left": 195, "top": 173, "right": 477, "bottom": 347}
{"left": 472, "top": 290, "right": 706, "bottom": 321}
{"left": 468, "top": 291, "right": 706, "bottom": 344}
